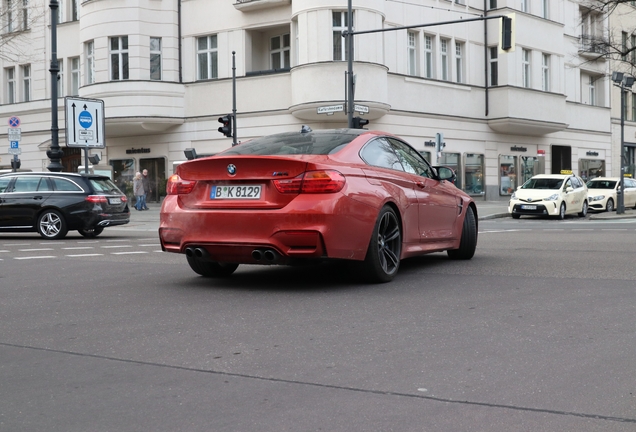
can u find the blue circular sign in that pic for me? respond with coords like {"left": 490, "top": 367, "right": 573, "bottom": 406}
{"left": 78, "top": 111, "right": 93, "bottom": 129}
{"left": 8, "top": 116, "right": 20, "bottom": 127}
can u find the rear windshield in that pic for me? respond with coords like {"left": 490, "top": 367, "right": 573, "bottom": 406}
{"left": 218, "top": 130, "right": 364, "bottom": 156}
{"left": 521, "top": 178, "right": 564, "bottom": 190}
{"left": 89, "top": 177, "right": 124, "bottom": 195}
{"left": 586, "top": 180, "right": 616, "bottom": 189}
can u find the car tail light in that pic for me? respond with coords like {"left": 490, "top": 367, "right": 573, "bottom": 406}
{"left": 86, "top": 195, "right": 108, "bottom": 203}
{"left": 274, "top": 170, "right": 345, "bottom": 194}
{"left": 167, "top": 174, "right": 197, "bottom": 195}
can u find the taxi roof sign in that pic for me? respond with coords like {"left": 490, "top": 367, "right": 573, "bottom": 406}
{"left": 560, "top": 170, "right": 573, "bottom": 175}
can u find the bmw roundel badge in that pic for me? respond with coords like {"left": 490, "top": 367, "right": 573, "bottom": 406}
{"left": 227, "top": 164, "right": 237, "bottom": 175}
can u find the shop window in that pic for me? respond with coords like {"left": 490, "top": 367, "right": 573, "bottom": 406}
{"left": 578, "top": 159, "right": 605, "bottom": 182}
{"left": 419, "top": 150, "right": 431, "bottom": 162}
{"left": 626, "top": 146, "right": 636, "bottom": 178}
{"left": 499, "top": 155, "right": 518, "bottom": 195}
{"left": 109, "top": 159, "right": 136, "bottom": 198}
{"left": 520, "top": 156, "right": 542, "bottom": 185}
{"left": 464, "top": 153, "right": 484, "bottom": 195}
{"left": 439, "top": 152, "right": 461, "bottom": 188}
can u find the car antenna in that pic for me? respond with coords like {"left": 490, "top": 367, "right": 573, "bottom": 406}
{"left": 301, "top": 125, "right": 312, "bottom": 134}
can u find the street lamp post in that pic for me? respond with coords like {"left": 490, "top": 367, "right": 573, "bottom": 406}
{"left": 611, "top": 72, "right": 635, "bottom": 214}
{"left": 47, "top": 0, "right": 64, "bottom": 172}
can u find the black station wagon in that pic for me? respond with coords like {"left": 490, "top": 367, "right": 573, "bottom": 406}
{"left": 0, "top": 172, "right": 130, "bottom": 239}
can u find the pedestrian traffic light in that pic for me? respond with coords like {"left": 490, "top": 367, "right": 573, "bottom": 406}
{"left": 500, "top": 14, "right": 515, "bottom": 52}
{"left": 218, "top": 114, "right": 233, "bottom": 138}
{"left": 353, "top": 116, "right": 369, "bottom": 129}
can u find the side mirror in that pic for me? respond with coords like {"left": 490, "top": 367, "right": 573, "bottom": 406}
{"left": 565, "top": 186, "right": 573, "bottom": 193}
{"left": 435, "top": 166, "right": 456, "bottom": 183}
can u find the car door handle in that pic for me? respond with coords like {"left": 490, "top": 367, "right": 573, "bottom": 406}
{"left": 33, "top": 196, "right": 44, "bottom": 200}
{"left": 416, "top": 181, "right": 427, "bottom": 189}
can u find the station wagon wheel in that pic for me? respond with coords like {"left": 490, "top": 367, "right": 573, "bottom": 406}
{"left": 78, "top": 227, "right": 104, "bottom": 238}
{"left": 37, "top": 210, "right": 68, "bottom": 240}
{"left": 186, "top": 255, "right": 239, "bottom": 277}
{"left": 448, "top": 206, "right": 477, "bottom": 260}
{"left": 606, "top": 198, "right": 614, "bottom": 212}
{"left": 361, "top": 206, "right": 401, "bottom": 283}
{"left": 578, "top": 200, "right": 588, "bottom": 217}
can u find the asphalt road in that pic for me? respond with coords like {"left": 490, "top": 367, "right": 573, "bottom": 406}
{"left": 1, "top": 217, "right": 636, "bottom": 431}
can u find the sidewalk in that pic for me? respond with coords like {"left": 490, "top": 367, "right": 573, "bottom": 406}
{"left": 119, "top": 199, "right": 636, "bottom": 233}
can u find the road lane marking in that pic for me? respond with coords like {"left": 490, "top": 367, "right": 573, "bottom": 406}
{"left": 111, "top": 251, "right": 148, "bottom": 255}
{"left": 66, "top": 254, "right": 104, "bottom": 258}
{"left": 18, "top": 248, "right": 54, "bottom": 252}
{"left": 62, "top": 247, "right": 95, "bottom": 250}
{"left": 100, "top": 245, "right": 132, "bottom": 249}
{"left": 14, "top": 256, "right": 56, "bottom": 260}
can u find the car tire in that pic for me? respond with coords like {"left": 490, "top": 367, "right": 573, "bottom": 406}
{"left": 448, "top": 206, "right": 477, "bottom": 260}
{"left": 556, "top": 202, "right": 566, "bottom": 220}
{"left": 578, "top": 200, "right": 588, "bottom": 217}
{"left": 360, "top": 206, "right": 401, "bottom": 283}
{"left": 512, "top": 214, "right": 521, "bottom": 219}
{"left": 78, "top": 227, "right": 104, "bottom": 238}
{"left": 37, "top": 210, "right": 68, "bottom": 240}
{"left": 605, "top": 198, "right": 615, "bottom": 212}
{"left": 186, "top": 255, "right": 239, "bottom": 277}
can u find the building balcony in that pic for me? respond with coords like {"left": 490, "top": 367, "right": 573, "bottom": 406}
{"left": 578, "top": 35, "right": 609, "bottom": 60}
{"left": 487, "top": 86, "right": 568, "bottom": 136}
{"left": 80, "top": 80, "right": 185, "bottom": 137}
{"left": 233, "top": 0, "right": 291, "bottom": 12}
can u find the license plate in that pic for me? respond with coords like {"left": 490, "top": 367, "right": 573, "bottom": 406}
{"left": 211, "top": 185, "right": 261, "bottom": 199}
{"left": 521, "top": 205, "right": 537, "bottom": 210}
{"left": 109, "top": 197, "right": 122, "bottom": 204}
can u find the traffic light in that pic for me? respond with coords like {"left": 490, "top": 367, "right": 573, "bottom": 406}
{"left": 10, "top": 158, "right": 21, "bottom": 170}
{"left": 353, "top": 116, "right": 369, "bottom": 129}
{"left": 500, "top": 14, "right": 515, "bottom": 52}
{"left": 218, "top": 114, "right": 233, "bottom": 138}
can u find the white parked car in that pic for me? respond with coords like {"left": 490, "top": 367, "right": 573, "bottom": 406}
{"left": 509, "top": 173, "right": 588, "bottom": 220}
{"left": 587, "top": 177, "right": 636, "bottom": 212}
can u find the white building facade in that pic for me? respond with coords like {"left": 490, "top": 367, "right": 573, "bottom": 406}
{"left": 0, "top": 0, "right": 614, "bottom": 201}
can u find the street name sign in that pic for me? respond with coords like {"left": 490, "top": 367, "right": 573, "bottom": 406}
{"left": 65, "top": 97, "right": 105, "bottom": 148}
{"left": 317, "top": 105, "right": 344, "bottom": 115}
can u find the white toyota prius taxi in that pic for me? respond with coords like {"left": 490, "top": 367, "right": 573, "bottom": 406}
{"left": 508, "top": 172, "right": 588, "bottom": 220}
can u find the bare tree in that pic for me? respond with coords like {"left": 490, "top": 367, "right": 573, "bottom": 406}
{"left": 0, "top": 0, "right": 48, "bottom": 62}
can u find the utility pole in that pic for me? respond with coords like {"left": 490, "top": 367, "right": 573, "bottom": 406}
{"left": 346, "top": 0, "right": 354, "bottom": 128}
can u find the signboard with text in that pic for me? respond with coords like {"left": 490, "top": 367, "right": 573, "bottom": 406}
{"left": 64, "top": 97, "right": 105, "bottom": 148}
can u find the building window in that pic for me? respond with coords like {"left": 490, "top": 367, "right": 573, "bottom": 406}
{"left": 270, "top": 34, "right": 290, "bottom": 70}
{"left": 522, "top": 48, "right": 530, "bottom": 88}
{"left": 21, "top": 0, "right": 28, "bottom": 29}
{"left": 424, "top": 34, "right": 434, "bottom": 78}
{"left": 541, "top": 53, "right": 550, "bottom": 91}
{"left": 541, "top": 0, "right": 548, "bottom": 19}
{"left": 110, "top": 36, "right": 129, "bottom": 80}
{"left": 5, "top": 0, "right": 14, "bottom": 32}
{"left": 520, "top": 0, "right": 528, "bottom": 13}
{"left": 21, "top": 64, "right": 30, "bottom": 101}
{"left": 6, "top": 67, "right": 15, "bottom": 104}
{"left": 440, "top": 152, "right": 462, "bottom": 189}
{"left": 631, "top": 34, "right": 636, "bottom": 64}
{"left": 57, "top": 59, "right": 63, "bottom": 96}
{"left": 197, "top": 35, "right": 218, "bottom": 80}
{"left": 85, "top": 41, "right": 95, "bottom": 84}
{"left": 441, "top": 38, "right": 449, "bottom": 81}
{"left": 489, "top": 0, "right": 497, "bottom": 9}
{"left": 71, "top": 0, "right": 78, "bottom": 21}
{"left": 407, "top": 31, "right": 417, "bottom": 76}
{"left": 150, "top": 37, "right": 162, "bottom": 80}
{"left": 589, "top": 75, "right": 597, "bottom": 106}
{"left": 455, "top": 42, "right": 464, "bottom": 83}
{"left": 623, "top": 31, "right": 628, "bottom": 61}
{"left": 632, "top": 92, "right": 636, "bottom": 121}
{"left": 70, "top": 57, "right": 79, "bottom": 95}
{"left": 499, "top": 155, "right": 518, "bottom": 195}
{"left": 333, "top": 11, "right": 353, "bottom": 61}
{"left": 464, "top": 154, "right": 485, "bottom": 195}
{"left": 489, "top": 46, "right": 498, "bottom": 86}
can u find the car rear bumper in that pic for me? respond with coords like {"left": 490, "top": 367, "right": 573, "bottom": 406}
{"left": 159, "top": 195, "right": 376, "bottom": 263}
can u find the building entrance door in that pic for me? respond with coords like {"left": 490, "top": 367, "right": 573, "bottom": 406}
{"left": 551, "top": 145, "right": 572, "bottom": 174}
{"left": 140, "top": 158, "right": 166, "bottom": 203}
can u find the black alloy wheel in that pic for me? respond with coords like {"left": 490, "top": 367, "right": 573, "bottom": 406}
{"left": 448, "top": 206, "right": 477, "bottom": 260}
{"left": 360, "top": 206, "right": 402, "bottom": 283}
